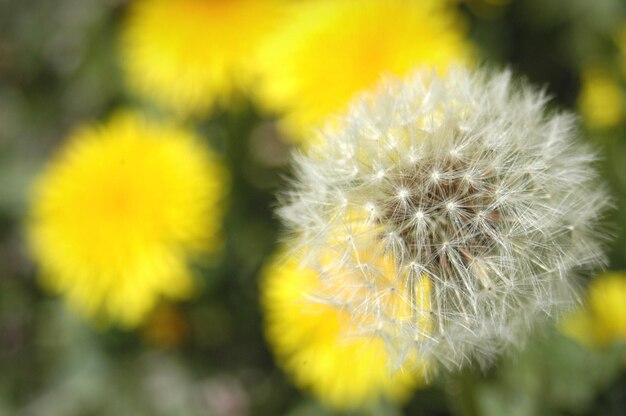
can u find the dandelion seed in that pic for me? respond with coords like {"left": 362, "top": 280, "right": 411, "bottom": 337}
{"left": 278, "top": 67, "right": 608, "bottom": 369}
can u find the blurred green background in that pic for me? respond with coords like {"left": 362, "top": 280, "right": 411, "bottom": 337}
{"left": 1, "top": 0, "right": 625, "bottom": 415}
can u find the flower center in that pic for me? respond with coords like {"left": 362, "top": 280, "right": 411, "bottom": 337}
{"left": 377, "top": 154, "right": 504, "bottom": 290}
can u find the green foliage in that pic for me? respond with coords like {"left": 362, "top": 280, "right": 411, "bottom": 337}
{"left": 457, "top": 331, "right": 625, "bottom": 416}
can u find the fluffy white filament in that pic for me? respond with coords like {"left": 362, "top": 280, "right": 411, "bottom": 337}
{"left": 278, "top": 67, "right": 608, "bottom": 370}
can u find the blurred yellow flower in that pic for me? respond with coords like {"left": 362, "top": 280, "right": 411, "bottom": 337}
{"left": 28, "top": 112, "right": 226, "bottom": 327}
{"left": 561, "top": 272, "right": 626, "bottom": 347}
{"left": 261, "top": 248, "right": 429, "bottom": 410}
{"left": 255, "top": 0, "right": 472, "bottom": 141}
{"left": 121, "top": 0, "right": 284, "bottom": 116}
{"left": 577, "top": 67, "right": 624, "bottom": 129}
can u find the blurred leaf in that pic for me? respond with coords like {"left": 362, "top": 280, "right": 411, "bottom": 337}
{"left": 455, "top": 329, "right": 625, "bottom": 416}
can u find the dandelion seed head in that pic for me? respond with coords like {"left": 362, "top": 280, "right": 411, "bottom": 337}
{"left": 279, "top": 67, "right": 609, "bottom": 369}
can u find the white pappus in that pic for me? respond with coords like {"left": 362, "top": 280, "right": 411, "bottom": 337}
{"left": 277, "top": 67, "right": 609, "bottom": 371}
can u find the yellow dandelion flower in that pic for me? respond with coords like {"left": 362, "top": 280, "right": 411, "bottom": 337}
{"left": 121, "top": 0, "right": 285, "bottom": 116}
{"left": 256, "top": 0, "right": 472, "bottom": 141}
{"left": 561, "top": 272, "right": 626, "bottom": 348}
{"left": 261, "top": 243, "right": 430, "bottom": 409}
{"left": 28, "top": 112, "right": 227, "bottom": 327}
{"left": 577, "top": 66, "right": 624, "bottom": 129}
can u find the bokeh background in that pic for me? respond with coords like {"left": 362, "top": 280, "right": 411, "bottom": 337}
{"left": 1, "top": 0, "right": 625, "bottom": 415}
